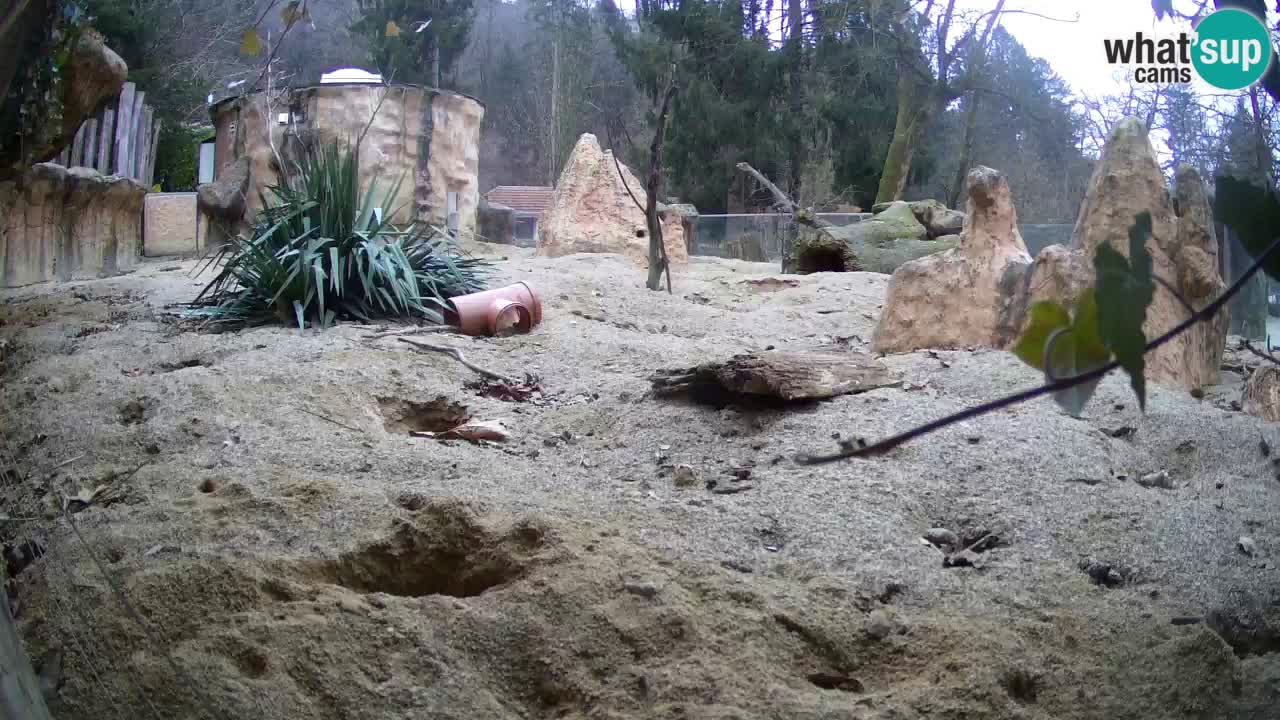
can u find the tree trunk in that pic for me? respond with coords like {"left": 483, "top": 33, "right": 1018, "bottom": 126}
{"left": 549, "top": 29, "right": 560, "bottom": 185}
{"left": 946, "top": 90, "right": 980, "bottom": 209}
{"left": 645, "top": 81, "right": 678, "bottom": 292}
{"left": 875, "top": 72, "right": 926, "bottom": 204}
{"left": 785, "top": 0, "right": 804, "bottom": 201}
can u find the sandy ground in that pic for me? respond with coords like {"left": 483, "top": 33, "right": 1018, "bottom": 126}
{"left": 2, "top": 244, "right": 1279, "bottom": 720}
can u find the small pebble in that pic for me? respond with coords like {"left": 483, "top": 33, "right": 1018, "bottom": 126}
{"left": 673, "top": 464, "right": 697, "bottom": 487}
{"left": 623, "top": 580, "right": 659, "bottom": 599}
{"left": 1238, "top": 536, "right": 1257, "bottom": 557}
{"left": 864, "top": 610, "right": 894, "bottom": 641}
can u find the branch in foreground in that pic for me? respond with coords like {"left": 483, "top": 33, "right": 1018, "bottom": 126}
{"left": 795, "top": 234, "right": 1280, "bottom": 465}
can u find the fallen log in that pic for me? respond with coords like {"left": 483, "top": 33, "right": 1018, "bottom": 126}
{"left": 651, "top": 351, "right": 899, "bottom": 404}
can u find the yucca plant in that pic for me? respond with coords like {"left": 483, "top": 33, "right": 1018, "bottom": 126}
{"left": 187, "top": 142, "right": 489, "bottom": 330}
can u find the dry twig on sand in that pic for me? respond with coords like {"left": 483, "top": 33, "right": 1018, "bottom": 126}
{"left": 363, "top": 325, "right": 456, "bottom": 340}
{"left": 397, "top": 337, "right": 514, "bottom": 383}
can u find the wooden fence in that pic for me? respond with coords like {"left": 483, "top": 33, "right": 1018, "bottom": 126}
{"left": 54, "top": 81, "right": 160, "bottom": 186}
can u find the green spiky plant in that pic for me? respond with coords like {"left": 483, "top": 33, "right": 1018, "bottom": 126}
{"left": 188, "top": 141, "right": 488, "bottom": 330}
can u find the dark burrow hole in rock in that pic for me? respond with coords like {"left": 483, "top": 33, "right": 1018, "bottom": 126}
{"left": 377, "top": 396, "right": 470, "bottom": 434}
{"left": 795, "top": 248, "right": 851, "bottom": 274}
{"left": 318, "top": 502, "right": 547, "bottom": 598}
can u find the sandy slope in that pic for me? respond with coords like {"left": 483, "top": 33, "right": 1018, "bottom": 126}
{"left": 1, "top": 246, "right": 1277, "bottom": 719}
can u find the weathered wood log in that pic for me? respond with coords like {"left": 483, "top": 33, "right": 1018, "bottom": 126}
{"left": 651, "top": 351, "right": 899, "bottom": 404}
{"left": 794, "top": 224, "right": 958, "bottom": 275}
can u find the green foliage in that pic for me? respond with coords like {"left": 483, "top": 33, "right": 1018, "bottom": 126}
{"left": 189, "top": 143, "right": 488, "bottom": 330}
{"left": 1214, "top": 174, "right": 1280, "bottom": 283}
{"left": 1013, "top": 213, "right": 1157, "bottom": 416}
{"left": 1012, "top": 291, "right": 1111, "bottom": 417}
{"left": 1094, "top": 212, "right": 1155, "bottom": 410}
{"left": 352, "top": 0, "right": 476, "bottom": 85}
{"left": 152, "top": 125, "right": 203, "bottom": 191}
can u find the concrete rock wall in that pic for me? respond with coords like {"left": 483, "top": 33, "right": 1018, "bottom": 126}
{"left": 144, "top": 192, "right": 206, "bottom": 256}
{"left": 0, "top": 164, "right": 144, "bottom": 288}
{"left": 209, "top": 85, "right": 484, "bottom": 238}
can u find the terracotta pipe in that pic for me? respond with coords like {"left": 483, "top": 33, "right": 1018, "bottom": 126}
{"left": 446, "top": 282, "right": 543, "bottom": 336}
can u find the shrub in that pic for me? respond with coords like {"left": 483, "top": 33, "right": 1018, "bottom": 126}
{"left": 188, "top": 142, "right": 488, "bottom": 329}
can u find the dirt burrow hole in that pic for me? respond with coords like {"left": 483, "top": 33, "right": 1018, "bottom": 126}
{"left": 319, "top": 502, "right": 548, "bottom": 598}
{"left": 377, "top": 396, "right": 470, "bottom": 434}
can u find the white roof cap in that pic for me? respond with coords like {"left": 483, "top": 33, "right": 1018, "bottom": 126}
{"left": 319, "top": 68, "right": 383, "bottom": 85}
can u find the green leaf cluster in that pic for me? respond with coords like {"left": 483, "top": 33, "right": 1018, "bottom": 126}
{"left": 189, "top": 142, "right": 489, "bottom": 330}
{"left": 1012, "top": 212, "right": 1157, "bottom": 415}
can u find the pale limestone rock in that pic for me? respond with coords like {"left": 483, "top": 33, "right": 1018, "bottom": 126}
{"left": 871, "top": 166, "right": 1032, "bottom": 353}
{"left": 1025, "top": 119, "right": 1227, "bottom": 391}
{"left": 0, "top": 164, "right": 144, "bottom": 287}
{"left": 536, "top": 134, "right": 688, "bottom": 266}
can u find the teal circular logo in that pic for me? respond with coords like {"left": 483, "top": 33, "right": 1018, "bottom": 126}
{"left": 1192, "top": 8, "right": 1273, "bottom": 90}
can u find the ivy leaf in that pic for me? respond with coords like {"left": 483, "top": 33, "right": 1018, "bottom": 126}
{"left": 1012, "top": 292, "right": 1112, "bottom": 417}
{"left": 1094, "top": 212, "right": 1156, "bottom": 411}
{"left": 385, "top": 20, "right": 402, "bottom": 37}
{"left": 1214, "top": 173, "right": 1280, "bottom": 282}
{"left": 239, "top": 29, "right": 262, "bottom": 56}
{"left": 1151, "top": 0, "right": 1173, "bottom": 20}
{"left": 1012, "top": 301, "right": 1071, "bottom": 371}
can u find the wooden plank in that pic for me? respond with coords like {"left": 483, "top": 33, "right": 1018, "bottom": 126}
{"left": 145, "top": 116, "right": 161, "bottom": 187}
{"left": 83, "top": 119, "right": 98, "bottom": 172}
{"left": 131, "top": 96, "right": 148, "bottom": 180}
{"left": 97, "top": 104, "right": 115, "bottom": 173}
{"left": 0, "top": 589, "right": 53, "bottom": 720}
{"left": 113, "top": 82, "right": 135, "bottom": 176}
{"left": 127, "top": 91, "right": 145, "bottom": 180}
{"left": 69, "top": 124, "right": 86, "bottom": 167}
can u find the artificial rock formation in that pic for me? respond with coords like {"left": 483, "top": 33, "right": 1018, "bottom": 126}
{"left": 1027, "top": 119, "right": 1227, "bottom": 391}
{"left": 871, "top": 199, "right": 966, "bottom": 239}
{"left": 536, "top": 134, "right": 688, "bottom": 266}
{"left": 871, "top": 118, "right": 1230, "bottom": 393}
{"left": 0, "top": 163, "right": 144, "bottom": 287}
{"left": 872, "top": 167, "right": 1033, "bottom": 353}
{"left": 2, "top": 31, "right": 127, "bottom": 181}
{"left": 793, "top": 201, "right": 957, "bottom": 274}
{"left": 208, "top": 85, "right": 483, "bottom": 237}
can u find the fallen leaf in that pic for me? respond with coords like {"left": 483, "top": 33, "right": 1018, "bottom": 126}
{"left": 239, "top": 29, "right": 262, "bottom": 56}
{"left": 385, "top": 19, "right": 402, "bottom": 37}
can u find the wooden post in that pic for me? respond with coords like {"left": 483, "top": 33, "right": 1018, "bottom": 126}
{"left": 83, "top": 119, "right": 98, "bottom": 172}
{"left": 0, "top": 585, "right": 53, "bottom": 720}
{"left": 145, "top": 117, "right": 161, "bottom": 187}
{"left": 97, "top": 104, "right": 115, "bottom": 173}
{"left": 131, "top": 98, "right": 148, "bottom": 180}
{"left": 128, "top": 92, "right": 145, "bottom": 180}
{"left": 113, "top": 82, "right": 135, "bottom": 176}
{"left": 69, "top": 124, "right": 86, "bottom": 167}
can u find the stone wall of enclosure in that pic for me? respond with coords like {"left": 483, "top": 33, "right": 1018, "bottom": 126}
{"left": 0, "top": 164, "right": 144, "bottom": 288}
{"left": 210, "top": 84, "right": 484, "bottom": 237}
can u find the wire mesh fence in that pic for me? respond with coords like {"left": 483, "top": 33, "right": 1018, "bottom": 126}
{"left": 690, "top": 213, "right": 870, "bottom": 261}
